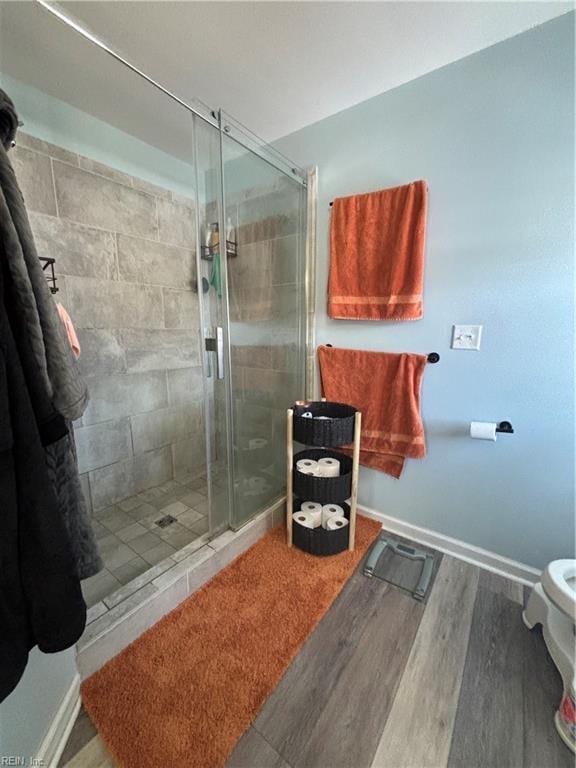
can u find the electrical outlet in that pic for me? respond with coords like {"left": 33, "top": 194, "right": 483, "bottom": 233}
{"left": 451, "top": 325, "right": 482, "bottom": 351}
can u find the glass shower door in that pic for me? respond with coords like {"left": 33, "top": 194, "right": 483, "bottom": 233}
{"left": 194, "top": 116, "right": 234, "bottom": 537}
{"left": 220, "top": 129, "right": 307, "bottom": 529}
{"left": 1, "top": 0, "right": 309, "bottom": 611}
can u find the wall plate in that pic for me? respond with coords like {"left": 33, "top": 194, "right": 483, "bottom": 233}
{"left": 451, "top": 324, "right": 482, "bottom": 350}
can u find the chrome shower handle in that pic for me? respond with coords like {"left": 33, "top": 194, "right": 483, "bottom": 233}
{"left": 204, "top": 327, "right": 224, "bottom": 380}
{"left": 215, "top": 326, "right": 224, "bottom": 380}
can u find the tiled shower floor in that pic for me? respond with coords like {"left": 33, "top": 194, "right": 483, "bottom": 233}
{"left": 82, "top": 475, "right": 210, "bottom": 613}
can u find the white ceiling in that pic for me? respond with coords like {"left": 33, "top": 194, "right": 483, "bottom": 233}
{"left": 60, "top": 0, "right": 574, "bottom": 140}
{"left": 1, "top": 1, "right": 574, "bottom": 144}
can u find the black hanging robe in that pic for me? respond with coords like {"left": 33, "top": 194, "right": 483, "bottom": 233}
{"left": 0, "top": 94, "right": 86, "bottom": 703}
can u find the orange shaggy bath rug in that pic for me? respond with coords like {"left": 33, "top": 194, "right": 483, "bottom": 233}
{"left": 81, "top": 517, "right": 380, "bottom": 768}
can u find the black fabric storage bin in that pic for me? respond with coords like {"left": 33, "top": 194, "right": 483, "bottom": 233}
{"left": 293, "top": 401, "right": 356, "bottom": 447}
{"left": 293, "top": 448, "right": 352, "bottom": 503}
{"left": 292, "top": 500, "right": 350, "bottom": 556}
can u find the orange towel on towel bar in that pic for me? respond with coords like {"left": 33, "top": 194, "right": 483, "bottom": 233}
{"left": 317, "top": 345, "right": 427, "bottom": 479}
{"left": 328, "top": 180, "right": 428, "bottom": 321}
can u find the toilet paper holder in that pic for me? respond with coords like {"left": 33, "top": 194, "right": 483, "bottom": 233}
{"left": 496, "top": 421, "right": 514, "bottom": 434}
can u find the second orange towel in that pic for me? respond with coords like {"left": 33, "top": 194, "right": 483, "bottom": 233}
{"left": 317, "top": 345, "right": 427, "bottom": 479}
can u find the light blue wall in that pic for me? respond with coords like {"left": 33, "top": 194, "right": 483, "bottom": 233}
{"left": 0, "top": 72, "right": 196, "bottom": 197}
{"left": 276, "top": 13, "right": 575, "bottom": 569}
{"left": 0, "top": 648, "right": 77, "bottom": 759}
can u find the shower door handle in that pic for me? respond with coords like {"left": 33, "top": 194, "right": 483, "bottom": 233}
{"left": 215, "top": 326, "right": 224, "bottom": 380}
{"left": 205, "top": 327, "right": 225, "bottom": 380}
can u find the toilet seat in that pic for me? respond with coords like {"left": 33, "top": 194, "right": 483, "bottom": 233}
{"left": 542, "top": 560, "right": 576, "bottom": 620}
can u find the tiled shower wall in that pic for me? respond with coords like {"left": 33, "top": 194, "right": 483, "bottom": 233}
{"left": 12, "top": 132, "right": 205, "bottom": 512}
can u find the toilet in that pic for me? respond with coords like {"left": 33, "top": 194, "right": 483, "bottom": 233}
{"left": 523, "top": 559, "right": 576, "bottom": 752}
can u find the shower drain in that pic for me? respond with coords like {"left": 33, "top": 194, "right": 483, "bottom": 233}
{"left": 155, "top": 514, "right": 177, "bottom": 529}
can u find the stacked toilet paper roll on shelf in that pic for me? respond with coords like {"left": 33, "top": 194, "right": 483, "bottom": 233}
{"left": 292, "top": 502, "right": 349, "bottom": 531}
{"left": 301, "top": 412, "right": 332, "bottom": 421}
{"left": 295, "top": 457, "right": 340, "bottom": 477}
{"left": 297, "top": 501, "right": 323, "bottom": 528}
{"left": 293, "top": 457, "right": 349, "bottom": 531}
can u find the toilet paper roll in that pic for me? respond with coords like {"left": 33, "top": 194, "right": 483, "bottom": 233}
{"left": 298, "top": 466, "right": 317, "bottom": 477}
{"left": 309, "top": 509, "right": 322, "bottom": 527}
{"left": 322, "top": 504, "right": 345, "bottom": 528}
{"left": 326, "top": 516, "right": 349, "bottom": 531}
{"left": 317, "top": 464, "right": 340, "bottom": 477}
{"left": 317, "top": 457, "right": 340, "bottom": 477}
{"left": 470, "top": 421, "right": 497, "bottom": 441}
{"left": 301, "top": 501, "right": 322, "bottom": 514}
{"left": 296, "top": 458, "right": 318, "bottom": 472}
{"left": 318, "top": 457, "right": 340, "bottom": 469}
{"left": 300, "top": 501, "right": 322, "bottom": 527}
{"left": 344, "top": 498, "right": 352, "bottom": 506}
{"left": 249, "top": 438, "right": 268, "bottom": 450}
{"left": 292, "top": 512, "right": 316, "bottom": 529}
{"left": 302, "top": 412, "right": 313, "bottom": 419}
{"left": 314, "top": 416, "right": 331, "bottom": 420}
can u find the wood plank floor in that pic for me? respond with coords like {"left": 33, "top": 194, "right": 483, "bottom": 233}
{"left": 253, "top": 569, "right": 427, "bottom": 767}
{"left": 61, "top": 537, "right": 571, "bottom": 768}
{"left": 448, "top": 584, "right": 526, "bottom": 768}
{"left": 372, "top": 557, "right": 479, "bottom": 768}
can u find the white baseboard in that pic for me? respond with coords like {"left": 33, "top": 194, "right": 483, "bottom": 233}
{"left": 36, "top": 672, "right": 81, "bottom": 768}
{"left": 359, "top": 504, "right": 541, "bottom": 586}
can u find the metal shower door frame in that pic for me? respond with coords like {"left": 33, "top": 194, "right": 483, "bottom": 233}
{"left": 215, "top": 111, "right": 311, "bottom": 531}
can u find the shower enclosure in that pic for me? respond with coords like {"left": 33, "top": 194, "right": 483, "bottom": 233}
{"left": 0, "top": 2, "right": 309, "bottom": 608}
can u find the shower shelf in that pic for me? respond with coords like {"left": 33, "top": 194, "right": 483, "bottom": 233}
{"left": 200, "top": 240, "right": 238, "bottom": 262}
{"left": 286, "top": 400, "right": 361, "bottom": 555}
